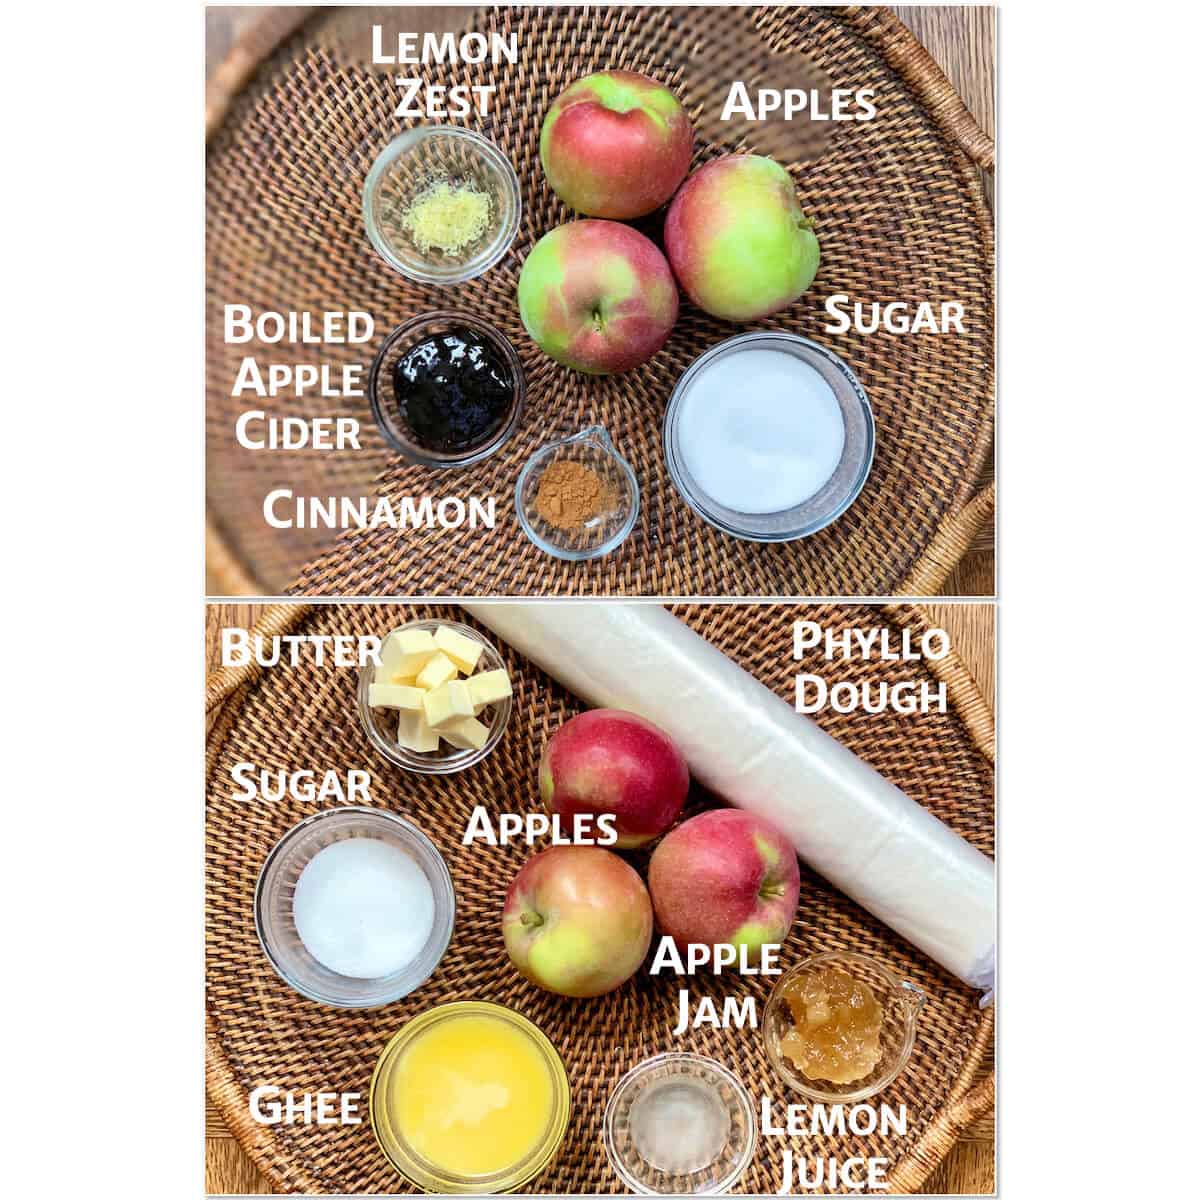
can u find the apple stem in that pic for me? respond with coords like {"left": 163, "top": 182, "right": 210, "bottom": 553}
{"left": 521, "top": 911, "right": 545, "bottom": 929}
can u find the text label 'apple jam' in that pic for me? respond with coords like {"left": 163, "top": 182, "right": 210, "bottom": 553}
{"left": 650, "top": 938, "right": 782, "bottom": 1034}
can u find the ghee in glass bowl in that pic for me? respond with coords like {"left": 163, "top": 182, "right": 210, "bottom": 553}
{"left": 370, "top": 1001, "right": 570, "bottom": 1192}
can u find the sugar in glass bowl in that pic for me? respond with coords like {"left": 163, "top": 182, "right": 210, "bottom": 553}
{"left": 254, "top": 807, "right": 455, "bottom": 1008}
{"left": 664, "top": 332, "right": 875, "bottom": 541}
{"left": 363, "top": 126, "right": 521, "bottom": 284}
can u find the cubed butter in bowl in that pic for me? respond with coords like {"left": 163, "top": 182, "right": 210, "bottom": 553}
{"left": 467, "top": 669, "right": 513, "bottom": 713}
{"left": 358, "top": 619, "right": 513, "bottom": 775}
{"left": 369, "top": 683, "right": 426, "bottom": 711}
{"left": 423, "top": 680, "right": 475, "bottom": 728}
{"left": 434, "top": 625, "right": 485, "bottom": 674}
{"left": 378, "top": 628, "right": 438, "bottom": 682}
{"left": 416, "top": 651, "right": 459, "bottom": 692}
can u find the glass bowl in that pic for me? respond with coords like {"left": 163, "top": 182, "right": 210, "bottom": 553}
{"left": 603, "top": 1053, "right": 756, "bottom": 1195}
{"left": 362, "top": 125, "right": 521, "bottom": 284}
{"left": 357, "top": 618, "right": 512, "bottom": 774}
{"left": 515, "top": 425, "right": 639, "bottom": 560}
{"left": 763, "top": 951, "right": 926, "bottom": 1103}
{"left": 663, "top": 332, "right": 875, "bottom": 541}
{"left": 370, "top": 1001, "right": 570, "bottom": 1193}
{"left": 368, "top": 311, "right": 525, "bottom": 468}
{"left": 254, "top": 807, "right": 455, "bottom": 1008}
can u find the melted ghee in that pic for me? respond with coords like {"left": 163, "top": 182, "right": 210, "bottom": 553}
{"left": 387, "top": 1010, "right": 554, "bottom": 1177}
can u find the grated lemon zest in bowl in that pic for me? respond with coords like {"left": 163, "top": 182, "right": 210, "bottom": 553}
{"left": 401, "top": 181, "right": 493, "bottom": 256}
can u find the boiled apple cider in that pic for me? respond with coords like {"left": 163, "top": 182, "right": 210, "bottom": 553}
{"left": 778, "top": 965, "right": 884, "bottom": 1084}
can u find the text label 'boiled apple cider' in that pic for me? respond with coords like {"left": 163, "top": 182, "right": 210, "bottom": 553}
{"left": 223, "top": 306, "right": 498, "bottom": 534}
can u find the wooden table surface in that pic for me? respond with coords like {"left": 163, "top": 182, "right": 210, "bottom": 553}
{"left": 204, "top": 599, "right": 994, "bottom": 1194}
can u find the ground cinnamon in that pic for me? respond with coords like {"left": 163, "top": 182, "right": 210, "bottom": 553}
{"left": 534, "top": 460, "right": 609, "bottom": 531}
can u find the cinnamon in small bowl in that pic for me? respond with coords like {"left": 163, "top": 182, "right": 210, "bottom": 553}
{"left": 535, "top": 460, "right": 613, "bottom": 531}
{"left": 515, "top": 426, "right": 638, "bottom": 560}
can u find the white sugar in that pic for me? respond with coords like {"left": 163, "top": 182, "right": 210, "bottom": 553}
{"left": 292, "top": 837, "right": 434, "bottom": 979}
{"left": 676, "top": 348, "right": 845, "bottom": 514}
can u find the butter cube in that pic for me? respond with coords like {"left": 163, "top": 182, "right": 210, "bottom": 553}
{"left": 368, "top": 682, "right": 425, "bottom": 711}
{"left": 378, "top": 628, "right": 437, "bottom": 683}
{"left": 416, "top": 651, "right": 459, "bottom": 691}
{"left": 439, "top": 715, "right": 490, "bottom": 751}
{"left": 433, "top": 625, "right": 484, "bottom": 675}
{"left": 396, "top": 709, "right": 440, "bottom": 753}
{"left": 467, "top": 669, "right": 512, "bottom": 713}
{"left": 423, "top": 679, "right": 475, "bottom": 728}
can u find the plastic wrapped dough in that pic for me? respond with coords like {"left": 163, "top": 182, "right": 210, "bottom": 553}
{"left": 465, "top": 602, "right": 995, "bottom": 997}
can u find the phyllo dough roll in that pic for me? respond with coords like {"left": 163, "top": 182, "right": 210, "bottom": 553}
{"left": 465, "top": 602, "right": 995, "bottom": 996}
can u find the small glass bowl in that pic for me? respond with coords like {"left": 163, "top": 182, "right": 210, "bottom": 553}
{"left": 357, "top": 618, "right": 512, "bottom": 774}
{"left": 763, "top": 951, "right": 926, "bottom": 1103}
{"left": 664, "top": 332, "right": 875, "bottom": 541}
{"left": 254, "top": 807, "right": 455, "bottom": 1008}
{"left": 362, "top": 125, "right": 521, "bottom": 284}
{"left": 515, "top": 425, "right": 639, "bottom": 560}
{"left": 370, "top": 1001, "right": 571, "bottom": 1193}
{"left": 603, "top": 1053, "right": 756, "bottom": 1195}
{"left": 368, "top": 311, "right": 525, "bottom": 468}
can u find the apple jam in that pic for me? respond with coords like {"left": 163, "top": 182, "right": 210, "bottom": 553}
{"left": 778, "top": 966, "right": 884, "bottom": 1084}
{"left": 393, "top": 326, "right": 515, "bottom": 453}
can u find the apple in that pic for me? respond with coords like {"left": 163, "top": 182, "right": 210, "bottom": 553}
{"left": 540, "top": 69, "right": 693, "bottom": 219}
{"left": 664, "top": 154, "right": 820, "bottom": 321}
{"left": 503, "top": 845, "right": 653, "bottom": 998}
{"left": 540, "top": 709, "right": 689, "bottom": 848}
{"left": 518, "top": 220, "right": 678, "bottom": 374}
{"left": 648, "top": 809, "right": 800, "bottom": 956}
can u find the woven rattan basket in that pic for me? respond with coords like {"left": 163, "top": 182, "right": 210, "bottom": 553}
{"left": 205, "top": 6, "right": 995, "bottom": 597}
{"left": 206, "top": 602, "right": 995, "bottom": 1194}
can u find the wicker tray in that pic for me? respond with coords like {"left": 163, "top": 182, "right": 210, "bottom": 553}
{"left": 205, "top": 6, "right": 994, "bottom": 598}
{"left": 205, "top": 602, "right": 995, "bottom": 1194}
